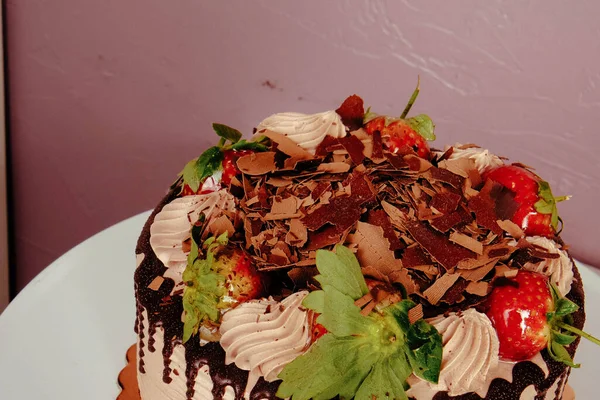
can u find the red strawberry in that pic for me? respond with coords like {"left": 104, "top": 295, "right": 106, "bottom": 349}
{"left": 362, "top": 80, "right": 435, "bottom": 159}
{"left": 181, "top": 149, "right": 254, "bottom": 196}
{"left": 365, "top": 117, "right": 431, "bottom": 158}
{"left": 486, "top": 270, "right": 599, "bottom": 365}
{"left": 221, "top": 149, "right": 254, "bottom": 186}
{"left": 484, "top": 165, "right": 569, "bottom": 237}
{"left": 335, "top": 94, "right": 365, "bottom": 130}
{"left": 215, "top": 249, "right": 265, "bottom": 304}
{"left": 311, "top": 320, "right": 328, "bottom": 341}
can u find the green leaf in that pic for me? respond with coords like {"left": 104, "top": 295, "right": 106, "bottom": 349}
{"left": 229, "top": 139, "right": 269, "bottom": 152}
{"left": 354, "top": 357, "right": 410, "bottom": 400}
{"left": 181, "top": 232, "right": 229, "bottom": 343}
{"left": 304, "top": 285, "right": 372, "bottom": 337}
{"left": 181, "top": 146, "right": 224, "bottom": 192}
{"left": 212, "top": 123, "right": 242, "bottom": 143}
{"left": 276, "top": 334, "right": 380, "bottom": 400}
{"left": 405, "top": 114, "right": 436, "bottom": 141}
{"left": 534, "top": 180, "right": 570, "bottom": 230}
{"left": 363, "top": 106, "right": 378, "bottom": 124}
{"left": 406, "top": 319, "right": 443, "bottom": 383}
{"left": 314, "top": 246, "right": 369, "bottom": 301}
{"left": 554, "top": 298, "right": 580, "bottom": 317}
{"left": 548, "top": 341, "right": 580, "bottom": 368}
{"left": 552, "top": 330, "right": 577, "bottom": 345}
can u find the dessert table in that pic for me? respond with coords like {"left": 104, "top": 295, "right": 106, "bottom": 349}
{"left": 0, "top": 210, "right": 598, "bottom": 399}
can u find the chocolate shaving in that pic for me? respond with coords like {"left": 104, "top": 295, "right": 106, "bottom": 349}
{"left": 401, "top": 246, "right": 433, "bottom": 269}
{"left": 457, "top": 260, "right": 497, "bottom": 281}
{"left": 371, "top": 130, "right": 384, "bottom": 160}
{"left": 317, "top": 162, "right": 351, "bottom": 174}
{"left": 428, "top": 167, "right": 465, "bottom": 188}
{"left": 208, "top": 215, "right": 236, "bottom": 237}
{"left": 260, "top": 130, "right": 314, "bottom": 160}
{"left": 406, "top": 221, "right": 476, "bottom": 270}
{"left": 147, "top": 276, "right": 164, "bottom": 291}
{"left": 423, "top": 273, "right": 460, "bottom": 305}
{"left": 430, "top": 212, "right": 463, "bottom": 233}
{"left": 468, "top": 180, "right": 503, "bottom": 235}
{"left": 430, "top": 192, "right": 462, "bottom": 214}
{"left": 465, "top": 281, "right": 490, "bottom": 296}
{"left": 367, "top": 210, "right": 404, "bottom": 251}
{"left": 285, "top": 219, "right": 308, "bottom": 247}
{"left": 347, "top": 222, "right": 404, "bottom": 275}
{"left": 408, "top": 304, "right": 424, "bottom": 324}
{"left": 440, "top": 278, "right": 469, "bottom": 304}
{"left": 497, "top": 219, "right": 524, "bottom": 239}
{"left": 449, "top": 231, "right": 484, "bottom": 255}
{"left": 237, "top": 152, "right": 277, "bottom": 175}
{"left": 338, "top": 135, "right": 365, "bottom": 165}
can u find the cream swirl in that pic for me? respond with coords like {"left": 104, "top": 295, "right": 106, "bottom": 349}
{"left": 516, "top": 236, "right": 574, "bottom": 296}
{"left": 149, "top": 190, "right": 236, "bottom": 287}
{"left": 255, "top": 110, "right": 346, "bottom": 153}
{"left": 407, "top": 309, "right": 500, "bottom": 399}
{"left": 219, "top": 291, "right": 312, "bottom": 397}
{"left": 445, "top": 143, "right": 504, "bottom": 174}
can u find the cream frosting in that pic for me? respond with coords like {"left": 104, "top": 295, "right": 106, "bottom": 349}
{"left": 255, "top": 110, "right": 346, "bottom": 153}
{"left": 520, "top": 384, "right": 538, "bottom": 399}
{"left": 149, "top": 190, "right": 236, "bottom": 288}
{"left": 219, "top": 291, "right": 312, "bottom": 398}
{"left": 444, "top": 143, "right": 504, "bottom": 174}
{"left": 406, "top": 309, "right": 549, "bottom": 399}
{"left": 519, "top": 236, "right": 574, "bottom": 296}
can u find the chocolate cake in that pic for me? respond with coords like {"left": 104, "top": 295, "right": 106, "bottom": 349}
{"left": 129, "top": 87, "right": 593, "bottom": 400}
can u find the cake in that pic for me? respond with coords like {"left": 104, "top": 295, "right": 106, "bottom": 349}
{"left": 128, "top": 85, "right": 595, "bottom": 400}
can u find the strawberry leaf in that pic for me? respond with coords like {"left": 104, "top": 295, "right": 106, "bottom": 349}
{"left": 181, "top": 146, "right": 224, "bottom": 192}
{"left": 534, "top": 180, "right": 569, "bottom": 230}
{"left": 548, "top": 341, "right": 580, "bottom": 368}
{"left": 229, "top": 138, "right": 269, "bottom": 152}
{"left": 406, "top": 114, "right": 436, "bottom": 141}
{"left": 280, "top": 245, "right": 442, "bottom": 400}
{"left": 554, "top": 297, "right": 579, "bottom": 317}
{"left": 552, "top": 330, "right": 577, "bottom": 346}
{"left": 212, "top": 123, "right": 242, "bottom": 143}
{"left": 181, "top": 232, "right": 229, "bottom": 343}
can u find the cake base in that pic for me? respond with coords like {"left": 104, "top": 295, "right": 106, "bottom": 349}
{"left": 116, "top": 344, "right": 576, "bottom": 400}
{"left": 117, "top": 344, "right": 141, "bottom": 400}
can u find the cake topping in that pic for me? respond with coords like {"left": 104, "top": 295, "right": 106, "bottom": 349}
{"left": 406, "top": 309, "right": 500, "bottom": 398}
{"left": 443, "top": 143, "right": 504, "bottom": 174}
{"left": 515, "top": 236, "right": 574, "bottom": 296}
{"left": 255, "top": 110, "right": 347, "bottom": 154}
{"left": 485, "top": 270, "right": 599, "bottom": 365}
{"left": 219, "top": 291, "right": 312, "bottom": 398}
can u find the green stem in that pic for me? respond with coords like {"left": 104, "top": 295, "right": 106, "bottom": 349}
{"left": 400, "top": 76, "right": 421, "bottom": 119}
{"left": 554, "top": 195, "right": 571, "bottom": 203}
{"left": 556, "top": 321, "right": 600, "bottom": 346}
{"left": 217, "top": 137, "right": 227, "bottom": 147}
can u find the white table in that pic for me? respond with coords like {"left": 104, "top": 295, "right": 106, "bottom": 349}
{"left": 0, "top": 210, "right": 598, "bottom": 399}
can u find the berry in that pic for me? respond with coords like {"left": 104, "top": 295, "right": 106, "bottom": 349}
{"left": 486, "top": 271, "right": 552, "bottom": 360}
{"left": 311, "top": 320, "right": 328, "bottom": 341}
{"left": 484, "top": 165, "right": 568, "bottom": 237}
{"left": 214, "top": 249, "right": 265, "bottom": 304}
{"left": 335, "top": 94, "right": 365, "bottom": 130}
{"left": 365, "top": 117, "right": 431, "bottom": 158}
{"left": 486, "top": 270, "right": 599, "bottom": 365}
{"left": 221, "top": 149, "right": 253, "bottom": 186}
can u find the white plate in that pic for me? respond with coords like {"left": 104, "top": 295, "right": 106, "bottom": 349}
{"left": 0, "top": 211, "right": 598, "bottom": 399}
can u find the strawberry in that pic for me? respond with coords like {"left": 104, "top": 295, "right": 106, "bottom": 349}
{"left": 311, "top": 320, "right": 328, "bottom": 341}
{"left": 484, "top": 165, "right": 569, "bottom": 237}
{"left": 486, "top": 270, "right": 599, "bottom": 365}
{"left": 363, "top": 80, "right": 436, "bottom": 159}
{"left": 221, "top": 149, "right": 253, "bottom": 186}
{"left": 214, "top": 249, "right": 265, "bottom": 304}
{"left": 365, "top": 117, "right": 431, "bottom": 158}
{"left": 181, "top": 149, "right": 254, "bottom": 196}
{"left": 335, "top": 94, "right": 365, "bottom": 130}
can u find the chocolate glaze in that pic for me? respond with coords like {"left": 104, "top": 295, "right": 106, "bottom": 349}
{"left": 134, "top": 191, "right": 283, "bottom": 400}
{"left": 134, "top": 189, "right": 585, "bottom": 400}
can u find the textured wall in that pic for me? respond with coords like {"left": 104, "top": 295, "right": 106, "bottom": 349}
{"left": 6, "top": 1, "right": 600, "bottom": 292}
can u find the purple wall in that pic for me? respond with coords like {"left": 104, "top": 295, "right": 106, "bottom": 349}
{"left": 6, "top": 1, "right": 600, "bottom": 291}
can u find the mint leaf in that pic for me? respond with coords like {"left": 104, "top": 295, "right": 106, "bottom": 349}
{"left": 314, "top": 245, "right": 369, "bottom": 300}
{"left": 181, "top": 146, "right": 224, "bottom": 192}
{"left": 406, "top": 114, "right": 436, "bottom": 141}
{"left": 212, "top": 123, "right": 242, "bottom": 143}
{"left": 181, "top": 233, "right": 229, "bottom": 343}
